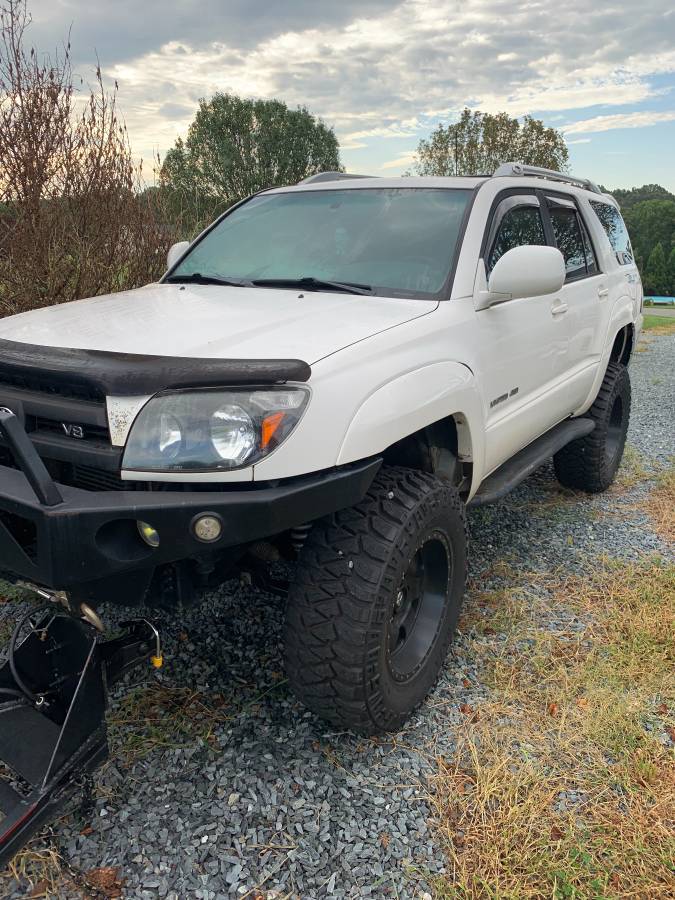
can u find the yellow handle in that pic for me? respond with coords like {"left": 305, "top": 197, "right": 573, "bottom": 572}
{"left": 150, "top": 654, "right": 163, "bottom": 669}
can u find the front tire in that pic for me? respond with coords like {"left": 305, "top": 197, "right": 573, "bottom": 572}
{"left": 283, "top": 466, "right": 467, "bottom": 735}
{"left": 554, "top": 362, "right": 631, "bottom": 493}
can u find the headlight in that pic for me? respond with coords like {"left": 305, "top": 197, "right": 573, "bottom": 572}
{"left": 122, "top": 387, "right": 309, "bottom": 472}
{"left": 210, "top": 403, "right": 256, "bottom": 465}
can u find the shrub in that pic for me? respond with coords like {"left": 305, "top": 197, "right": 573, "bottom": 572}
{"left": 0, "top": 0, "right": 177, "bottom": 317}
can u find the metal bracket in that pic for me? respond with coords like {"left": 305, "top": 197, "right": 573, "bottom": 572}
{"left": 0, "top": 603, "right": 159, "bottom": 868}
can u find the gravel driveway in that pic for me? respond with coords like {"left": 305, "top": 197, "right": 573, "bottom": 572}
{"left": 3, "top": 333, "right": 674, "bottom": 900}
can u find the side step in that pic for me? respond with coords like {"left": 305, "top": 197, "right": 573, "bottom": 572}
{"left": 469, "top": 418, "right": 595, "bottom": 507}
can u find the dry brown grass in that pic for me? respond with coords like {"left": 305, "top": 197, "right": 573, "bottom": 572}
{"left": 0, "top": 840, "right": 71, "bottom": 898}
{"left": 646, "top": 466, "right": 675, "bottom": 544}
{"left": 431, "top": 558, "right": 675, "bottom": 899}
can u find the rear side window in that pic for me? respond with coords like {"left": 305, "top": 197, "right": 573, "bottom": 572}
{"left": 548, "top": 205, "right": 587, "bottom": 279}
{"left": 546, "top": 195, "right": 599, "bottom": 280}
{"left": 589, "top": 201, "right": 634, "bottom": 265}
{"left": 487, "top": 199, "right": 546, "bottom": 271}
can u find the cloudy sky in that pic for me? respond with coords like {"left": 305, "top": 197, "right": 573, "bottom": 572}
{"left": 27, "top": 0, "right": 675, "bottom": 190}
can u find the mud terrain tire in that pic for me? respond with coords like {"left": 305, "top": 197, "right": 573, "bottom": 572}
{"left": 283, "top": 466, "right": 467, "bottom": 735}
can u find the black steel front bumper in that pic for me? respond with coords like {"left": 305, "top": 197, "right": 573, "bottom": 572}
{"left": 0, "top": 409, "right": 381, "bottom": 591}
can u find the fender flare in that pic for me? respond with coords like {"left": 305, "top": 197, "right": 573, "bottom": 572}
{"left": 336, "top": 361, "right": 486, "bottom": 495}
{"left": 575, "top": 293, "right": 637, "bottom": 415}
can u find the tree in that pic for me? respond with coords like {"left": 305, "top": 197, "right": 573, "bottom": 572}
{"left": 160, "top": 94, "right": 342, "bottom": 232}
{"left": 409, "top": 108, "right": 569, "bottom": 177}
{"left": 667, "top": 247, "right": 675, "bottom": 297}
{"left": 0, "top": 0, "right": 173, "bottom": 316}
{"left": 622, "top": 199, "right": 675, "bottom": 268}
{"left": 610, "top": 183, "right": 674, "bottom": 210}
{"left": 644, "top": 242, "right": 668, "bottom": 296}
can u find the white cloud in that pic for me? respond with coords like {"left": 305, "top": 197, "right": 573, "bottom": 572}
{"left": 563, "top": 110, "right": 675, "bottom": 134}
{"left": 88, "top": 0, "right": 675, "bottom": 166}
{"left": 380, "top": 151, "right": 418, "bottom": 170}
{"left": 566, "top": 138, "right": 592, "bottom": 145}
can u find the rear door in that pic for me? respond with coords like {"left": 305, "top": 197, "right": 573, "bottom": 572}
{"left": 543, "top": 193, "right": 604, "bottom": 405}
{"left": 588, "top": 197, "right": 642, "bottom": 311}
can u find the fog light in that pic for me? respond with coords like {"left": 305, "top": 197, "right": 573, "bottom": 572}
{"left": 137, "top": 520, "right": 160, "bottom": 548}
{"left": 193, "top": 513, "right": 222, "bottom": 543}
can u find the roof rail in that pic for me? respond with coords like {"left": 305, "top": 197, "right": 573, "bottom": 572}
{"left": 493, "top": 162, "right": 601, "bottom": 194}
{"left": 298, "top": 171, "right": 374, "bottom": 185}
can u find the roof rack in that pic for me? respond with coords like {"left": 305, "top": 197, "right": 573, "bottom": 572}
{"left": 298, "top": 171, "right": 374, "bottom": 185}
{"left": 493, "top": 162, "right": 601, "bottom": 194}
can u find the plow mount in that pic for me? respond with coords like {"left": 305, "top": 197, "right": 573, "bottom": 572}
{"left": 0, "top": 591, "right": 161, "bottom": 869}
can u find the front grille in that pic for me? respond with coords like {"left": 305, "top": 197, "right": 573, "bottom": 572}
{"left": 71, "top": 464, "right": 135, "bottom": 492}
{"left": 0, "top": 380, "right": 131, "bottom": 492}
{"left": 31, "top": 416, "right": 109, "bottom": 444}
{"left": 0, "top": 447, "right": 148, "bottom": 493}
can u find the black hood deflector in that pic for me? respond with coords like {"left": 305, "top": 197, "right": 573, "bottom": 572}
{"left": 0, "top": 339, "right": 311, "bottom": 397}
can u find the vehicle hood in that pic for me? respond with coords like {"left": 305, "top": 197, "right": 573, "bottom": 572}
{"left": 0, "top": 283, "right": 436, "bottom": 365}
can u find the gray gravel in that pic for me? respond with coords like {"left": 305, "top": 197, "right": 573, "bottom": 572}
{"left": 2, "top": 333, "right": 674, "bottom": 899}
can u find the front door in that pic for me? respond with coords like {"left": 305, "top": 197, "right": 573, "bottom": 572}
{"left": 473, "top": 191, "right": 570, "bottom": 473}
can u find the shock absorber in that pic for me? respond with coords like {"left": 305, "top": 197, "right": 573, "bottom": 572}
{"left": 290, "top": 523, "right": 312, "bottom": 554}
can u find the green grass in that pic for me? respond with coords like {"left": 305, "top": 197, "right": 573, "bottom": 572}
{"left": 642, "top": 314, "right": 675, "bottom": 333}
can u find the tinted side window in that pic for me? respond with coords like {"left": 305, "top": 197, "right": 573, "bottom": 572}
{"left": 549, "top": 205, "right": 587, "bottom": 280}
{"left": 487, "top": 203, "right": 546, "bottom": 271}
{"left": 590, "top": 201, "right": 634, "bottom": 265}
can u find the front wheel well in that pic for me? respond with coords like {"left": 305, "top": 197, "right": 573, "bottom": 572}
{"left": 610, "top": 324, "right": 634, "bottom": 366}
{"left": 382, "top": 415, "right": 473, "bottom": 495}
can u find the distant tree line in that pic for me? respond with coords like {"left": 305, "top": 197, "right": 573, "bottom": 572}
{"left": 608, "top": 185, "right": 675, "bottom": 297}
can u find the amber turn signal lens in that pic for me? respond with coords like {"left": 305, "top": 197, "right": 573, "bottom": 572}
{"left": 261, "top": 411, "right": 285, "bottom": 450}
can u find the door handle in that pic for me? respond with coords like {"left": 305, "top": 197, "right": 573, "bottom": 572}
{"left": 597, "top": 286, "right": 609, "bottom": 298}
{"left": 551, "top": 300, "right": 568, "bottom": 316}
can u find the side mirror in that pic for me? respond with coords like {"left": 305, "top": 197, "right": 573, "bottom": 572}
{"left": 166, "top": 241, "right": 190, "bottom": 270}
{"left": 477, "top": 245, "right": 566, "bottom": 310}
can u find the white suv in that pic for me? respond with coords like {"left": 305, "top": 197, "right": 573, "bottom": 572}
{"left": 0, "top": 163, "right": 642, "bottom": 734}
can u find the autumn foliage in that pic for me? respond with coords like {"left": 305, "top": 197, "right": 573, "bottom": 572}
{"left": 0, "top": 0, "right": 174, "bottom": 316}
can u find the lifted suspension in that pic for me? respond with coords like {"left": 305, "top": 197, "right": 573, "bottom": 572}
{"left": 0, "top": 587, "right": 161, "bottom": 869}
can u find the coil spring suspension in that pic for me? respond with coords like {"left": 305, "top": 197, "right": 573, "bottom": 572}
{"left": 290, "top": 523, "right": 312, "bottom": 554}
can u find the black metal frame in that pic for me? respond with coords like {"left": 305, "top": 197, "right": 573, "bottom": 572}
{"left": 0, "top": 408, "right": 63, "bottom": 507}
{"left": 0, "top": 609, "right": 159, "bottom": 868}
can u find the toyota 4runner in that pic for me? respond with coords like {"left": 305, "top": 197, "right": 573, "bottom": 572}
{"left": 0, "top": 163, "right": 641, "bottom": 739}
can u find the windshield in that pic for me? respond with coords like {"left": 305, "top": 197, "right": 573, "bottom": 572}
{"left": 169, "top": 187, "right": 473, "bottom": 299}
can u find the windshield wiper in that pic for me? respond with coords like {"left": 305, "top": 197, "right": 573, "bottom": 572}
{"left": 166, "top": 272, "right": 253, "bottom": 287}
{"left": 252, "top": 276, "right": 374, "bottom": 296}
